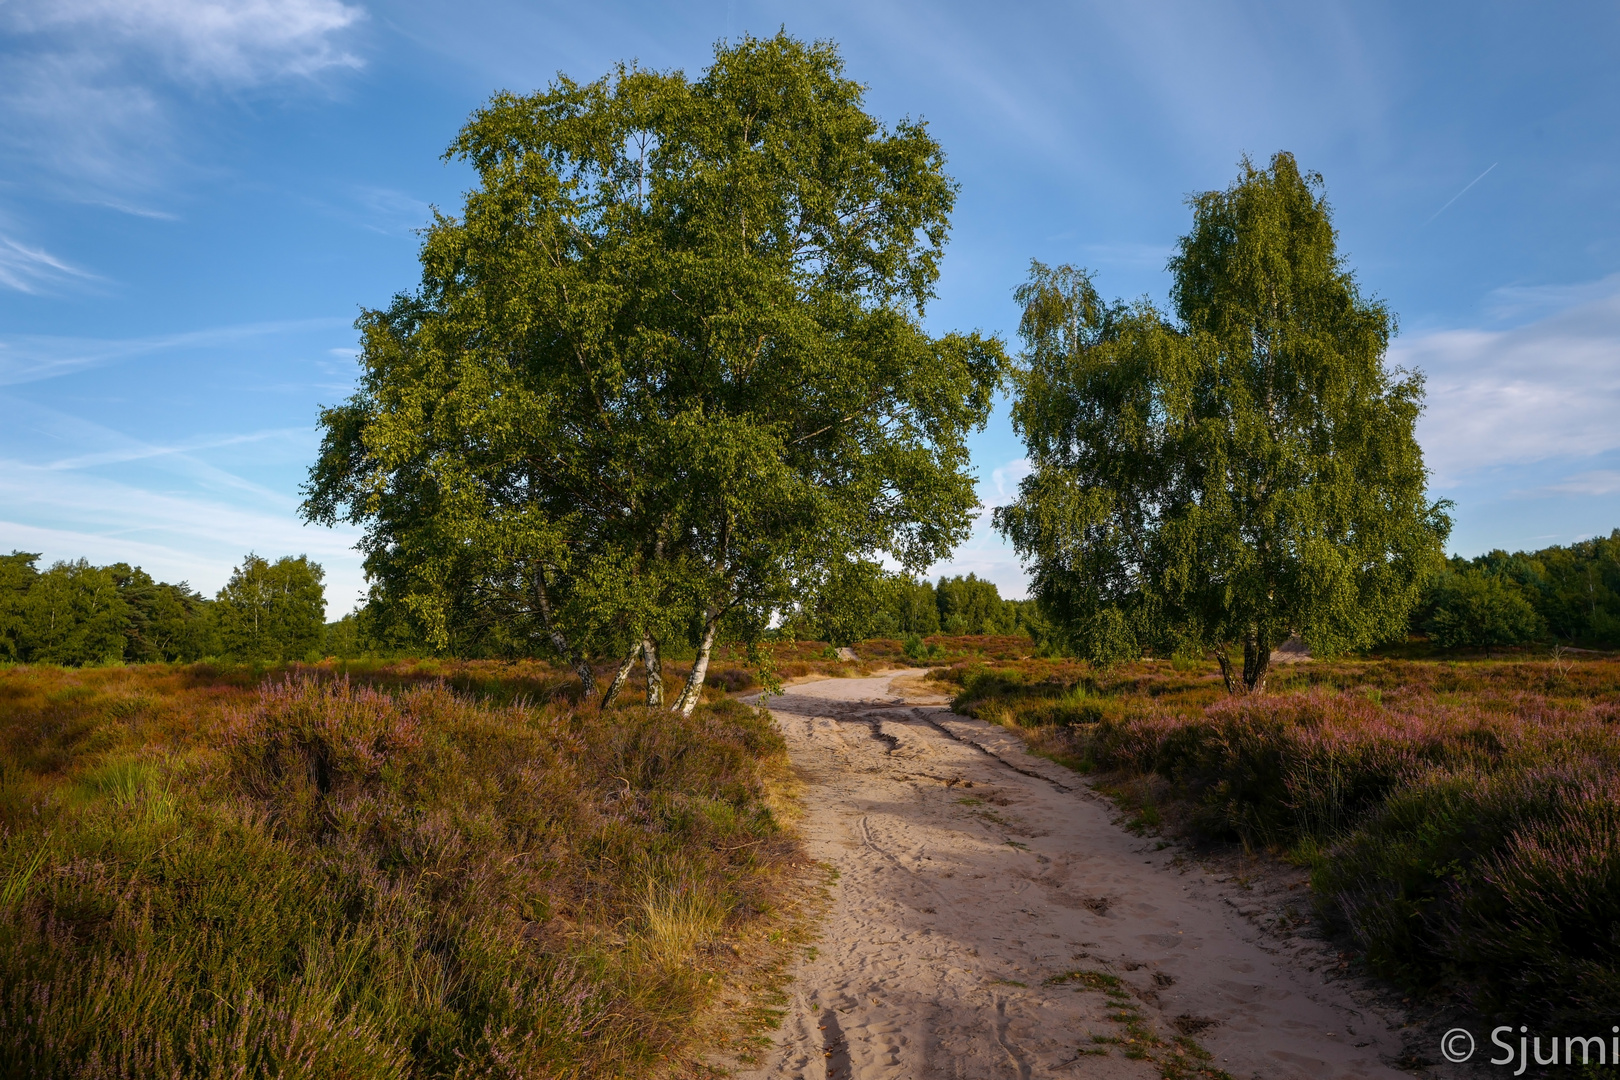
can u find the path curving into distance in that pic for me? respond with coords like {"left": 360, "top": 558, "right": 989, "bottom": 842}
{"left": 732, "top": 673, "right": 1414, "bottom": 1080}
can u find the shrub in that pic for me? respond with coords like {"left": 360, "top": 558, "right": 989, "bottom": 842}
{"left": 1319, "top": 767, "right": 1620, "bottom": 1024}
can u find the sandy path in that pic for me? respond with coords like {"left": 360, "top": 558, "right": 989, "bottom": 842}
{"left": 734, "top": 673, "right": 1411, "bottom": 1080}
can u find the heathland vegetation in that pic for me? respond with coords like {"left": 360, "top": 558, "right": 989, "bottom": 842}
{"left": 0, "top": 661, "right": 802, "bottom": 1076}
{"left": 4, "top": 29, "right": 1620, "bottom": 1076}
{"left": 935, "top": 650, "right": 1620, "bottom": 1029}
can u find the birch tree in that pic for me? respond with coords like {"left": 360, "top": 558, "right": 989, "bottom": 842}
{"left": 303, "top": 34, "right": 1003, "bottom": 709}
{"left": 996, "top": 153, "right": 1449, "bottom": 693}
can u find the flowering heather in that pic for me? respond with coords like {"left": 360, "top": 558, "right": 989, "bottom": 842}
{"left": 937, "top": 653, "right": 1620, "bottom": 1026}
{"left": 0, "top": 670, "right": 802, "bottom": 1078}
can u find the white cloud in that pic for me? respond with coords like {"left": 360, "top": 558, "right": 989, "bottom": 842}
{"left": 984, "top": 456, "right": 1032, "bottom": 508}
{"left": 10, "top": 0, "right": 365, "bottom": 86}
{"left": 0, "top": 0, "right": 366, "bottom": 217}
{"left": 1400, "top": 280, "right": 1620, "bottom": 482}
{"left": 0, "top": 233, "right": 95, "bottom": 294}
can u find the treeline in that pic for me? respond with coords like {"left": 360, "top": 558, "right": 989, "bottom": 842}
{"left": 818, "top": 573, "right": 1035, "bottom": 643}
{"left": 345, "top": 570, "right": 1040, "bottom": 659}
{"left": 0, "top": 552, "right": 327, "bottom": 665}
{"left": 1415, "top": 529, "right": 1620, "bottom": 651}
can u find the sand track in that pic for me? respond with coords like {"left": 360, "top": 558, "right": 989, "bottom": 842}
{"left": 733, "top": 673, "right": 1412, "bottom": 1080}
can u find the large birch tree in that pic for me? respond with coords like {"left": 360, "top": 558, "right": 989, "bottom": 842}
{"left": 996, "top": 153, "right": 1449, "bottom": 693}
{"left": 303, "top": 34, "right": 1003, "bottom": 710}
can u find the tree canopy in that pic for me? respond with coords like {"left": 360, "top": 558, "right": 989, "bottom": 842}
{"left": 996, "top": 153, "right": 1449, "bottom": 692}
{"left": 0, "top": 550, "right": 324, "bottom": 666}
{"left": 216, "top": 554, "right": 327, "bottom": 663}
{"left": 303, "top": 33, "right": 1004, "bottom": 709}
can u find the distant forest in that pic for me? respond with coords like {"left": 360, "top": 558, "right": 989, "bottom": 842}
{"left": 2, "top": 529, "right": 1617, "bottom": 666}
{"left": 0, "top": 552, "right": 325, "bottom": 666}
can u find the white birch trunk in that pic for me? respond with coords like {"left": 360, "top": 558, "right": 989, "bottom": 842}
{"left": 672, "top": 615, "right": 718, "bottom": 716}
{"left": 600, "top": 642, "right": 642, "bottom": 708}
{"left": 642, "top": 635, "right": 664, "bottom": 707}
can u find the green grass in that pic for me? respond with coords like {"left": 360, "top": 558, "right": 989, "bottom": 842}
{"left": 1046, "top": 969, "right": 1231, "bottom": 1079}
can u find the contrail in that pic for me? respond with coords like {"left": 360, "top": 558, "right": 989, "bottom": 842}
{"left": 1424, "top": 162, "right": 1498, "bottom": 225}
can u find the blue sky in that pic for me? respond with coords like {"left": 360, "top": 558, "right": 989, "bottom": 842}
{"left": 3, "top": 1, "right": 1618, "bottom": 614}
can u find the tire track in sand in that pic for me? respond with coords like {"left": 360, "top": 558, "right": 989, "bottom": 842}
{"left": 730, "top": 673, "right": 1414, "bottom": 1080}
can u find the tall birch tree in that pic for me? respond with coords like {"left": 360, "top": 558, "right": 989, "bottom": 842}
{"left": 303, "top": 34, "right": 1003, "bottom": 709}
{"left": 996, "top": 153, "right": 1449, "bottom": 693}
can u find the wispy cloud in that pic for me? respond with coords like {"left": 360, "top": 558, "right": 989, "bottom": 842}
{"left": 1482, "top": 273, "right": 1620, "bottom": 326}
{"left": 0, "top": 234, "right": 95, "bottom": 294}
{"left": 1534, "top": 470, "right": 1620, "bottom": 498}
{"left": 8, "top": 0, "right": 366, "bottom": 87}
{"left": 1399, "top": 277, "right": 1620, "bottom": 481}
{"left": 0, "top": 0, "right": 367, "bottom": 217}
{"left": 0, "top": 317, "right": 350, "bottom": 387}
{"left": 42, "top": 429, "right": 304, "bottom": 472}
{"left": 0, "top": 463, "right": 366, "bottom": 610}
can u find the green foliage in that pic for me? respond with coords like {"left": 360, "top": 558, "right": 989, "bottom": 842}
{"left": 0, "top": 552, "right": 40, "bottom": 661}
{"left": 0, "top": 551, "right": 224, "bottom": 666}
{"left": 110, "top": 564, "right": 219, "bottom": 662}
{"left": 303, "top": 34, "right": 1004, "bottom": 704}
{"left": 802, "top": 568, "right": 1033, "bottom": 645}
{"left": 934, "top": 573, "right": 1030, "bottom": 635}
{"left": 1424, "top": 566, "right": 1543, "bottom": 652}
{"left": 887, "top": 576, "right": 942, "bottom": 635}
{"left": 1416, "top": 531, "right": 1620, "bottom": 648}
{"left": 14, "top": 558, "right": 130, "bottom": 665}
{"left": 996, "top": 153, "right": 1449, "bottom": 692}
{"left": 803, "top": 559, "right": 898, "bottom": 646}
{"left": 216, "top": 554, "right": 327, "bottom": 663}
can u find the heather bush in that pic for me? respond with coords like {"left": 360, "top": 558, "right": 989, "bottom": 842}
{"left": 0, "top": 676, "right": 797, "bottom": 1078}
{"left": 1319, "top": 766, "right": 1620, "bottom": 1025}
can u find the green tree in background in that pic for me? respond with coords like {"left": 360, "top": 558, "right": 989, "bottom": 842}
{"left": 111, "top": 565, "right": 219, "bottom": 662}
{"left": 935, "top": 573, "right": 1017, "bottom": 634}
{"left": 216, "top": 554, "right": 326, "bottom": 662}
{"left": 304, "top": 34, "right": 1004, "bottom": 710}
{"left": 1424, "top": 567, "right": 1543, "bottom": 654}
{"left": 805, "top": 569, "right": 1034, "bottom": 644}
{"left": 887, "top": 577, "right": 941, "bottom": 636}
{"left": 0, "top": 552, "right": 40, "bottom": 661}
{"left": 1409, "top": 532, "right": 1620, "bottom": 649}
{"left": 997, "top": 153, "right": 1449, "bottom": 693}
{"left": 17, "top": 560, "right": 130, "bottom": 665}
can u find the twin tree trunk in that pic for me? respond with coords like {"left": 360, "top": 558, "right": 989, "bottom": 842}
{"left": 599, "top": 635, "right": 672, "bottom": 708}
